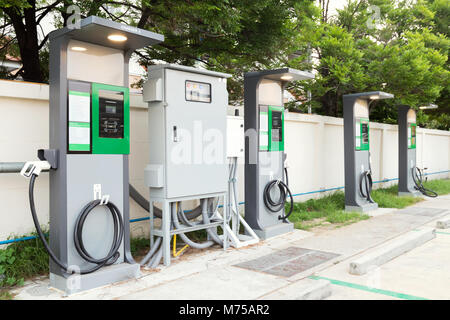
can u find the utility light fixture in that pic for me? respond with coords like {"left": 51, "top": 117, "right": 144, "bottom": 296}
{"left": 419, "top": 104, "right": 438, "bottom": 110}
{"left": 368, "top": 92, "right": 394, "bottom": 100}
{"left": 280, "top": 75, "right": 293, "bottom": 81}
{"left": 107, "top": 34, "right": 127, "bottom": 42}
{"left": 71, "top": 46, "right": 87, "bottom": 51}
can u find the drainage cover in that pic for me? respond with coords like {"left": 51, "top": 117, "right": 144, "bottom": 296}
{"left": 396, "top": 207, "right": 448, "bottom": 217}
{"left": 234, "top": 247, "right": 339, "bottom": 278}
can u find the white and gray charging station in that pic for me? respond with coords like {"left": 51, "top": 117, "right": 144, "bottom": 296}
{"left": 343, "top": 91, "right": 394, "bottom": 212}
{"left": 398, "top": 105, "right": 438, "bottom": 197}
{"left": 398, "top": 105, "right": 421, "bottom": 197}
{"left": 243, "top": 68, "right": 314, "bottom": 239}
{"left": 20, "top": 16, "right": 163, "bottom": 294}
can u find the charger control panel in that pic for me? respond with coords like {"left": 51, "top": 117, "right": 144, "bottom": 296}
{"left": 67, "top": 80, "right": 129, "bottom": 155}
{"left": 355, "top": 118, "right": 369, "bottom": 151}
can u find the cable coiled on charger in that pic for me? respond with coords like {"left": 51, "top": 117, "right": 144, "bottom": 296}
{"left": 263, "top": 177, "right": 293, "bottom": 222}
{"left": 412, "top": 167, "right": 438, "bottom": 198}
{"left": 360, "top": 170, "right": 374, "bottom": 203}
{"left": 29, "top": 174, "right": 124, "bottom": 275}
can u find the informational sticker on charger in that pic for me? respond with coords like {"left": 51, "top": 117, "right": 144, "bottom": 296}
{"left": 259, "top": 111, "right": 269, "bottom": 151}
{"left": 68, "top": 91, "right": 90, "bottom": 151}
{"left": 185, "top": 81, "right": 211, "bottom": 103}
{"left": 260, "top": 112, "right": 268, "bottom": 132}
{"left": 260, "top": 132, "right": 269, "bottom": 150}
{"left": 355, "top": 120, "right": 361, "bottom": 149}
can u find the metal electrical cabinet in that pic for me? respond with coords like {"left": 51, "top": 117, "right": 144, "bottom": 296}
{"left": 143, "top": 64, "right": 231, "bottom": 266}
{"left": 143, "top": 64, "right": 230, "bottom": 199}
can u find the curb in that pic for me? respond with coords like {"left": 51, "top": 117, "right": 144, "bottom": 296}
{"left": 349, "top": 228, "right": 436, "bottom": 275}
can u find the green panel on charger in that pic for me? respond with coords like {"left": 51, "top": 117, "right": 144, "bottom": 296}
{"left": 268, "top": 105, "right": 284, "bottom": 152}
{"left": 92, "top": 83, "right": 130, "bottom": 154}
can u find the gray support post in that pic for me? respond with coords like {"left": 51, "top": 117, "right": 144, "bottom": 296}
{"left": 162, "top": 200, "right": 171, "bottom": 266}
{"left": 149, "top": 200, "right": 155, "bottom": 248}
{"left": 48, "top": 34, "right": 69, "bottom": 278}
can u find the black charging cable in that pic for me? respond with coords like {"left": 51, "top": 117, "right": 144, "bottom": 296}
{"left": 29, "top": 174, "right": 124, "bottom": 275}
{"left": 360, "top": 170, "right": 375, "bottom": 203}
{"left": 412, "top": 167, "right": 438, "bottom": 198}
{"left": 263, "top": 168, "right": 294, "bottom": 222}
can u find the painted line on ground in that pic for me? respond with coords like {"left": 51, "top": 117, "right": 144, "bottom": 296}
{"left": 309, "top": 276, "right": 428, "bottom": 300}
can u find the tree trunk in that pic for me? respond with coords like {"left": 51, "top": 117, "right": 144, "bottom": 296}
{"left": 5, "top": 1, "right": 44, "bottom": 83}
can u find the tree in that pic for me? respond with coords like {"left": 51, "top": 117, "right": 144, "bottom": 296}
{"left": 0, "top": 0, "right": 317, "bottom": 93}
{"left": 0, "top": 0, "right": 108, "bottom": 82}
{"left": 287, "top": 0, "right": 449, "bottom": 129}
{"left": 122, "top": 0, "right": 318, "bottom": 104}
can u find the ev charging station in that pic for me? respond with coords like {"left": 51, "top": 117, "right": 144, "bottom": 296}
{"left": 20, "top": 17, "right": 163, "bottom": 294}
{"left": 398, "top": 105, "right": 421, "bottom": 197}
{"left": 244, "top": 68, "right": 314, "bottom": 239}
{"left": 343, "top": 91, "right": 394, "bottom": 212}
{"left": 398, "top": 105, "right": 438, "bottom": 198}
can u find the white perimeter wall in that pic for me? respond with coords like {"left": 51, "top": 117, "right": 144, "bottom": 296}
{"left": 0, "top": 80, "right": 449, "bottom": 242}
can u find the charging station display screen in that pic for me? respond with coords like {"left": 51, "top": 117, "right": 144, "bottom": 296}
{"left": 362, "top": 123, "right": 369, "bottom": 144}
{"left": 409, "top": 123, "right": 416, "bottom": 149}
{"left": 185, "top": 81, "right": 211, "bottom": 103}
{"left": 99, "top": 90, "right": 124, "bottom": 139}
{"left": 355, "top": 118, "right": 369, "bottom": 151}
{"left": 105, "top": 105, "right": 117, "bottom": 114}
{"left": 271, "top": 111, "right": 283, "bottom": 142}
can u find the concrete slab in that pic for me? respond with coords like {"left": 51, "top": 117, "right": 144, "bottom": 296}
{"left": 119, "top": 266, "right": 292, "bottom": 300}
{"left": 349, "top": 228, "right": 436, "bottom": 275}
{"left": 260, "top": 279, "right": 331, "bottom": 300}
{"left": 436, "top": 217, "right": 450, "bottom": 229}
{"left": 315, "top": 231, "right": 450, "bottom": 300}
{"left": 234, "top": 247, "right": 339, "bottom": 278}
{"left": 366, "top": 208, "right": 398, "bottom": 217}
{"left": 395, "top": 207, "right": 448, "bottom": 217}
{"left": 325, "top": 282, "right": 401, "bottom": 300}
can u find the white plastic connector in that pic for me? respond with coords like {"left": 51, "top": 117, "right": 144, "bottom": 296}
{"left": 20, "top": 161, "right": 51, "bottom": 178}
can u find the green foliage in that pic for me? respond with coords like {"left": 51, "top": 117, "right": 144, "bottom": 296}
{"left": 371, "top": 185, "right": 423, "bottom": 208}
{"left": 0, "top": 290, "right": 12, "bottom": 300}
{"left": 288, "top": 0, "right": 449, "bottom": 129}
{"left": 135, "top": 0, "right": 317, "bottom": 104}
{"left": 422, "top": 178, "right": 450, "bottom": 195}
{"left": 0, "top": 233, "right": 48, "bottom": 289}
{"left": 287, "top": 191, "right": 370, "bottom": 230}
{"left": 288, "top": 178, "right": 450, "bottom": 230}
{"left": 0, "top": 0, "right": 448, "bottom": 127}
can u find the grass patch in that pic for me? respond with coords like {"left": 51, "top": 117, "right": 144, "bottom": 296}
{"left": 288, "top": 178, "right": 450, "bottom": 230}
{"left": 422, "top": 179, "right": 450, "bottom": 195}
{"left": 0, "top": 290, "right": 12, "bottom": 300}
{"left": 371, "top": 185, "right": 423, "bottom": 208}
{"left": 0, "top": 233, "right": 48, "bottom": 290}
{"left": 287, "top": 192, "right": 370, "bottom": 230}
